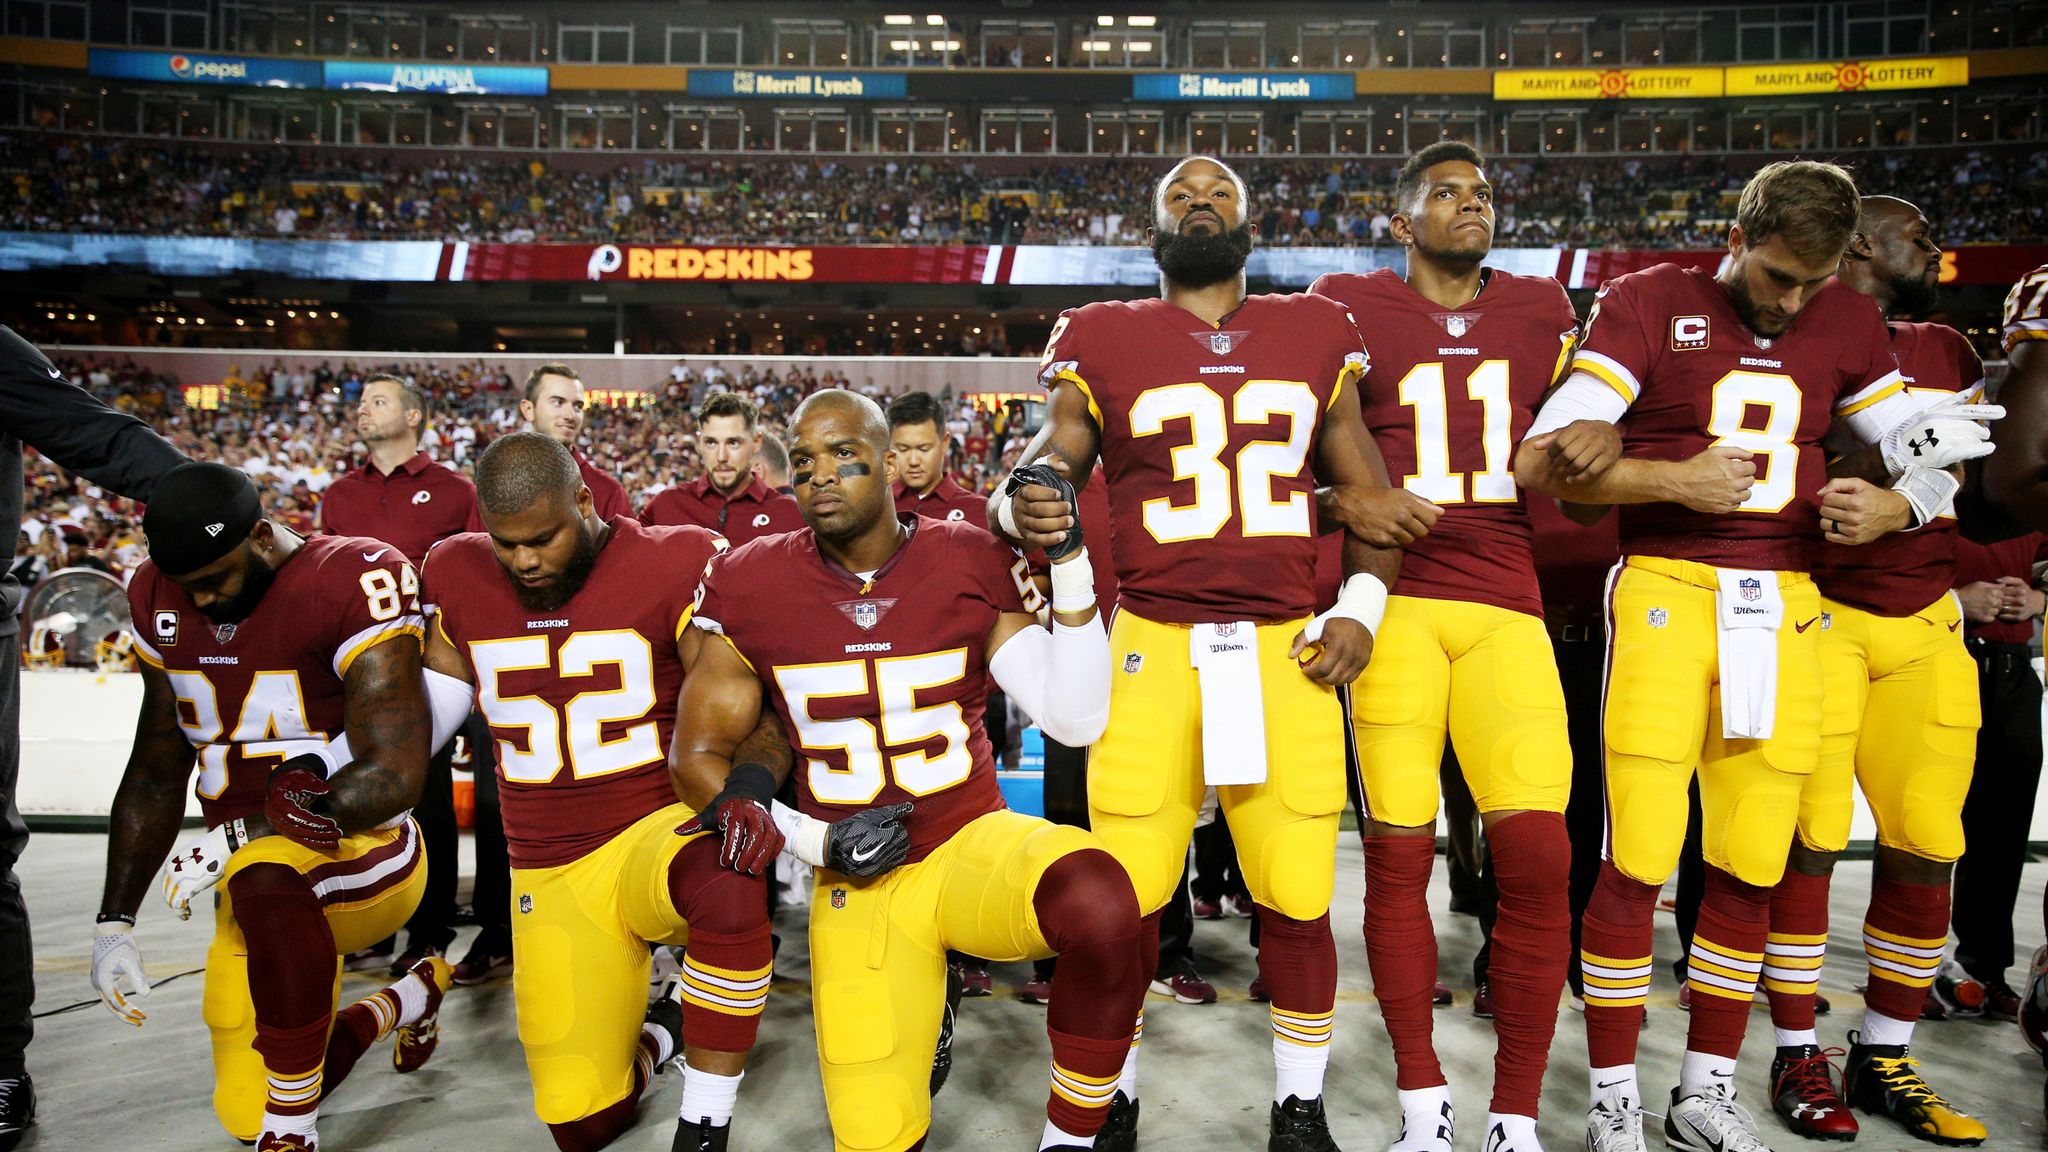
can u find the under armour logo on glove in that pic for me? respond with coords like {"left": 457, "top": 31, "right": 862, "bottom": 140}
{"left": 1908, "top": 431, "right": 1938, "bottom": 455}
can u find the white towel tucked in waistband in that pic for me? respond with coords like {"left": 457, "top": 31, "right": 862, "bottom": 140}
{"left": 1715, "top": 568, "right": 1783, "bottom": 740}
{"left": 1190, "top": 622, "right": 1268, "bottom": 785}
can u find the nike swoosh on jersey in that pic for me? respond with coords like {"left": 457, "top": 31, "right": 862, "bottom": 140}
{"left": 362, "top": 549, "right": 389, "bottom": 562}
{"left": 1794, "top": 617, "right": 1820, "bottom": 632}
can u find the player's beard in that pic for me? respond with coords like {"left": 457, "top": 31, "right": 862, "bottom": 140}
{"left": 1724, "top": 273, "right": 1787, "bottom": 337}
{"left": 1152, "top": 221, "right": 1254, "bottom": 288}
{"left": 200, "top": 556, "right": 275, "bottom": 624}
{"left": 1889, "top": 267, "right": 1939, "bottom": 315}
{"left": 512, "top": 525, "right": 600, "bottom": 612}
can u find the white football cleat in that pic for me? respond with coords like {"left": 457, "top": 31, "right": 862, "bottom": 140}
{"left": 1389, "top": 1084, "right": 1453, "bottom": 1152}
{"left": 1665, "top": 1083, "right": 1774, "bottom": 1152}
{"left": 1584, "top": 1097, "right": 1646, "bottom": 1152}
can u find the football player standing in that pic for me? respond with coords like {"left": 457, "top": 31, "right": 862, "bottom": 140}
{"left": 1759, "top": 195, "right": 1989, "bottom": 1146}
{"left": 997, "top": 155, "right": 1405, "bottom": 1152}
{"left": 1515, "top": 161, "right": 1997, "bottom": 1152}
{"left": 1314, "top": 141, "right": 1580, "bottom": 1152}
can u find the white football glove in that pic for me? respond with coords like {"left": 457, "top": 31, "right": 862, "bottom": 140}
{"left": 158, "top": 820, "right": 245, "bottom": 921}
{"left": 1878, "top": 393, "right": 2004, "bottom": 476}
{"left": 91, "top": 923, "right": 149, "bottom": 1026}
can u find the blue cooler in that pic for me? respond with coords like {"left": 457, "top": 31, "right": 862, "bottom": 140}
{"left": 998, "top": 726, "right": 1046, "bottom": 816}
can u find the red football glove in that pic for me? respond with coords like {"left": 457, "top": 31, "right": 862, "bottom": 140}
{"left": 266, "top": 761, "right": 342, "bottom": 851}
{"left": 675, "top": 763, "right": 783, "bottom": 876}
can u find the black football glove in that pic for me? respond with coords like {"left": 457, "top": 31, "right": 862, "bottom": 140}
{"left": 1005, "top": 463, "right": 1083, "bottom": 561}
{"left": 677, "top": 763, "right": 783, "bottom": 876}
{"left": 824, "top": 802, "right": 913, "bottom": 878}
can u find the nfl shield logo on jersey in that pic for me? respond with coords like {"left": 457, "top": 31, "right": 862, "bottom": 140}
{"left": 1648, "top": 608, "right": 1669, "bottom": 628}
{"left": 1210, "top": 331, "right": 1234, "bottom": 355}
{"left": 213, "top": 623, "right": 238, "bottom": 644}
{"left": 854, "top": 602, "right": 877, "bottom": 630}
{"left": 1445, "top": 315, "right": 1468, "bottom": 338}
{"left": 1739, "top": 577, "right": 1763, "bottom": 602}
{"left": 830, "top": 887, "right": 846, "bottom": 910}
{"left": 1124, "top": 652, "right": 1144, "bottom": 675}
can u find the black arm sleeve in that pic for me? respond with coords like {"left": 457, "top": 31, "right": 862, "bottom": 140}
{"left": 0, "top": 326, "right": 187, "bottom": 502}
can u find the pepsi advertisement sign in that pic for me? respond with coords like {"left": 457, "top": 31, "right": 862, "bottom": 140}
{"left": 322, "top": 61, "right": 548, "bottom": 95}
{"left": 88, "top": 48, "right": 321, "bottom": 89}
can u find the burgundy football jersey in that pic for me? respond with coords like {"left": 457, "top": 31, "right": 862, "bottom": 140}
{"left": 1570, "top": 265, "right": 1902, "bottom": 570}
{"left": 127, "top": 535, "right": 424, "bottom": 828}
{"left": 1041, "top": 293, "right": 1367, "bottom": 624}
{"left": 423, "top": 517, "right": 725, "bottom": 869}
{"left": 1813, "top": 322, "right": 1985, "bottom": 615}
{"left": 2004, "top": 263, "right": 2048, "bottom": 354}
{"left": 693, "top": 515, "right": 1030, "bottom": 865}
{"left": 1314, "top": 268, "right": 1577, "bottom": 617}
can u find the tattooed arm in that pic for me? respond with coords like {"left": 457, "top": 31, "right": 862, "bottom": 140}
{"left": 240, "top": 635, "right": 433, "bottom": 846}
{"left": 988, "top": 378, "right": 1101, "bottom": 551}
{"left": 99, "top": 660, "right": 198, "bottom": 919}
{"left": 318, "top": 636, "right": 431, "bottom": 832}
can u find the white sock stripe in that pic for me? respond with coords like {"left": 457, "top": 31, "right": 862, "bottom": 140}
{"left": 1867, "top": 955, "right": 1939, "bottom": 981}
{"left": 1582, "top": 985, "right": 1649, "bottom": 1002}
{"left": 1763, "top": 941, "right": 1828, "bottom": 959}
{"left": 1688, "top": 942, "right": 1764, "bottom": 974}
{"left": 1762, "top": 966, "right": 1822, "bottom": 986}
{"left": 1272, "top": 1024, "right": 1334, "bottom": 1045}
{"left": 267, "top": 1071, "right": 321, "bottom": 1090}
{"left": 1581, "top": 960, "right": 1655, "bottom": 981}
{"left": 679, "top": 986, "right": 769, "bottom": 1013}
{"left": 1687, "top": 968, "right": 1761, "bottom": 995}
{"left": 681, "top": 964, "right": 774, "bottom": 994}
{"left": 1862, "top": 932, "right": 1946, "bottom": 960}
{"left": 1049, "top": 1067, "right": 1119, "bottom": 1102}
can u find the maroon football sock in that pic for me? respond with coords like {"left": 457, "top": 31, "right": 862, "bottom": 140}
{"left": 1864, "top": 871, "right": 1950, "bottom": 1025}
{"left": 230, "top": 863, "right": 337, "bottom": 1117}
{"left": 1580, "top": 862, "right": 1659, "bottom": 1069}
{"left": 667, "top": 838, "right": 773, "bottom": 1055}
{"left": 1034, "top": 849, "right": 1146, "bottom": 1135}
{"left": 1485, "top": 812, "right": 1570, "bottom": 1118}
{"left": 1763, "top": 867, "right": 1832, "bottom": 1035}
{"left": 1685, "top": 866, "right": 1771, "bottom": 1060}
{"left": 1364, "top": 834, "right": 1441, "bottom": 1091}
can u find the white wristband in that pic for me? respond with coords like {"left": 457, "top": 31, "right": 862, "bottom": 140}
{"left": 1047, "top": 547, "right": 1095, "bottom": 614}
{"left": 1302, "top": 573, "right": 1390, "bottom": 642}
{"left": 771, "top": 800, "right": 829, "bottom": 868}
{"left": 994, "top": 490, "right": 1020, "bottom": 538}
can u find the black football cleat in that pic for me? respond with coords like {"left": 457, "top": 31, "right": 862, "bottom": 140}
{"left": 671, "top": 1115, "right": 730, "bottom": 1152}
{"left": 1843, "top": 1031, "right": 1986, "bottom": 1146}
{"left": 1093, "top": 1090, "right": 1140, "bottom": 1152}
{"left": 1270, "top": 1093, "right": 1341, "bottom": 1152}
{"left": 0, "top": 1073, "right": 32, "bottom": 1152}
{"left": 931, "top": 961, "right": 962, "bottom": 1097}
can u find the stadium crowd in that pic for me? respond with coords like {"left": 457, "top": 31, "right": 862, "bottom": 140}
{"left": 10, "top": 352, "right": 1020, "bottom": 588}
{"left": 8, "top": 133, "right": 2046, "bottom": 247}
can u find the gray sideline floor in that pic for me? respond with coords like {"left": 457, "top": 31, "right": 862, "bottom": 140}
{"left": 16, "top": 831, "right": 2048, "bottom": 1151}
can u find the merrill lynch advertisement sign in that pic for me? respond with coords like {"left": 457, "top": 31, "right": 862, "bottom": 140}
{"left": 1132, "top": 72, "right": 1356, "bottom": 101}
{"left": 687, "top": 70, "right": 908, "bottom": 100}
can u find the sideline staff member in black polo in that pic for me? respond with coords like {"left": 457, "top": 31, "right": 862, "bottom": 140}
{"left": 0, "top": 327, "right": 186, "bottom": 1148}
